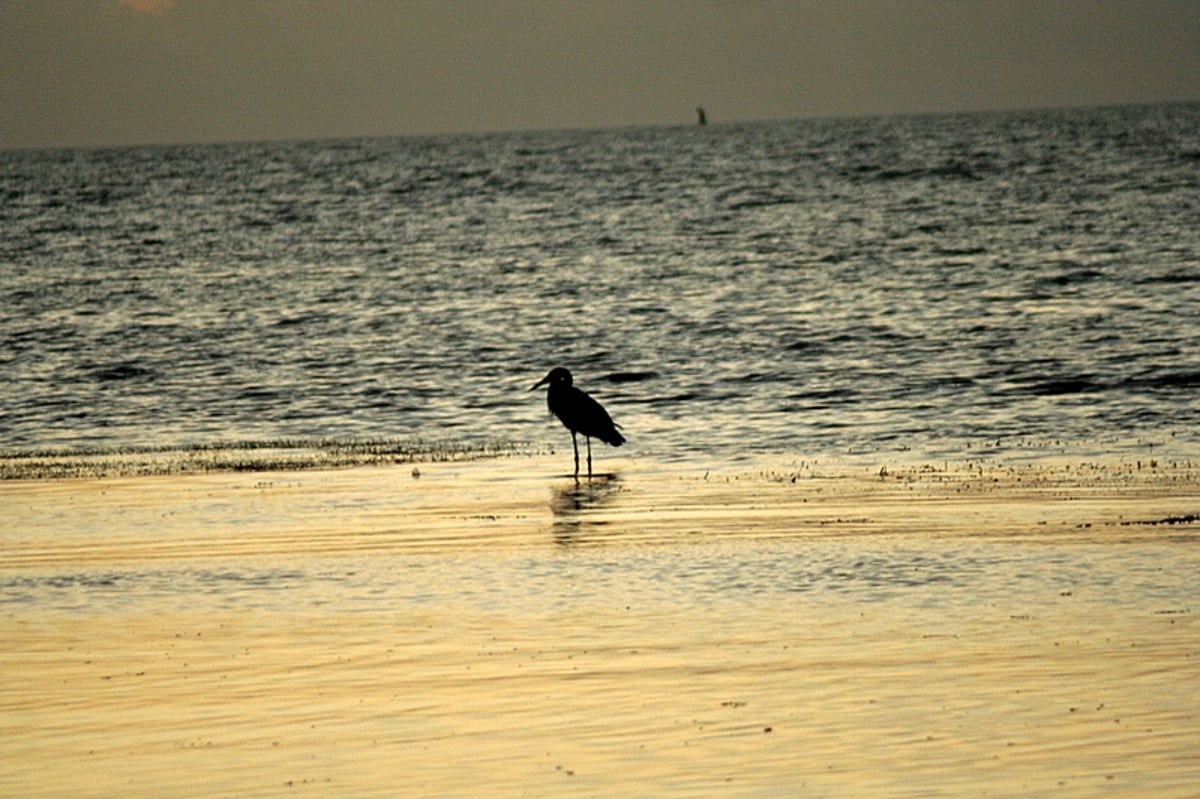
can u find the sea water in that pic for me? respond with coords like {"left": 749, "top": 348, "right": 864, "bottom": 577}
{"left": 3, "top": 102, "right": 1198, "bottom": 463}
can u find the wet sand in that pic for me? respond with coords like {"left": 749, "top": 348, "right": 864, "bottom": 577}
{"left": 2, "top": 454, "right": 1198, "bottom": 797}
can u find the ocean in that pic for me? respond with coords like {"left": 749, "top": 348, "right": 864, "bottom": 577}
{"left": 3, "top": 101, "right": 1199, "bottom": 466}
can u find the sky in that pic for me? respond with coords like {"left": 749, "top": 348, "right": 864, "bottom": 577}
{"left": 2, "top": 0, "right": 1198, "bottom": 149}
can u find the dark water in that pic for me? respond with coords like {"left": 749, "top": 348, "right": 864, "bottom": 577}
{"left": 4, "top": 102, "right": 1199, "bottom": 465}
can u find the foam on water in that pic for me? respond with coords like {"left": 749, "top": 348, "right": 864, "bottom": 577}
{"left": 0, "top": 437, "right": 533, "bottom": 479}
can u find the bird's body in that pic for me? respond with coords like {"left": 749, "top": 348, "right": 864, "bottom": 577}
{"left": 545, "top": 381, "right": 625, "bottom": 448}
{"left": 531, "top": 367, "right": 624, "bottom": 477}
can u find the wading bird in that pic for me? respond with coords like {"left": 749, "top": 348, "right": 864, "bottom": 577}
{"left": 530, "top": 367, "right": 625, "bottom": 478}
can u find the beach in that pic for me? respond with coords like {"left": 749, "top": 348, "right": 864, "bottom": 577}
{"left": 2, "top": 453, "right": 1198, "bottom": 797}
{"left": 5, "top": 91, "right": 1200, "bottom": 799}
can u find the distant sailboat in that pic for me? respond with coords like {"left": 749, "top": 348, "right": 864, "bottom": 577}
{"left": 696, "top": 106, "right": 707, "bottom": 126}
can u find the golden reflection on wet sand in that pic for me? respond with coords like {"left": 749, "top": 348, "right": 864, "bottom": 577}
{"left": 2, "top": 456, "right": 1198, "bottom": 797}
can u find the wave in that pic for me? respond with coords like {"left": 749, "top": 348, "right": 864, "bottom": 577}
{"left": 0, "top": 437, "right": 535, "bottom": 480}
{"left": 1006, "top": 369, "right": 1200, "bottom": 398}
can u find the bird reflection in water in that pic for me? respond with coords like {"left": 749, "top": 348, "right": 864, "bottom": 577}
{"left": 550, "top": 473, "right": 621, "bottom": 545}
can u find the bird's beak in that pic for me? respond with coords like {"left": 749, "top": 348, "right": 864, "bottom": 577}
{"left": 530, "top": 375, "right": 549, "bottom": 391}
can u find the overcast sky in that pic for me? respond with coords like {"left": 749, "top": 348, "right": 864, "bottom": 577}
{"left": 2, "top": 0, "right": 1198, "bottom": 149}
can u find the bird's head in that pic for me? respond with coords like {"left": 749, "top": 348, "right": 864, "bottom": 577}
{"left": 530, "top": 366, "right": 573, "bottom": 391}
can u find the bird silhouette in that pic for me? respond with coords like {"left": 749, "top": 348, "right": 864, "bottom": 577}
{"left": 530, "top": 367, "right": 625, "bottom": 478}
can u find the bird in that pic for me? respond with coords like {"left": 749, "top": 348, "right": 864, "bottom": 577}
{"left": 530, "top": 367, "right": 625, "bottom": 478}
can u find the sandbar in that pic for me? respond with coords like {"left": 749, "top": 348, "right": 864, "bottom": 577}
{"left": 2, "top": 454, "right": 1198, "bottom": 797}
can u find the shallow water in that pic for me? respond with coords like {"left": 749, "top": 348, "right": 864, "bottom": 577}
{"left": 2, "top": 457, "right": 1198, "bottom": 796}
{"left": 6, "top": 584, "right": 1195, "bottom": 798}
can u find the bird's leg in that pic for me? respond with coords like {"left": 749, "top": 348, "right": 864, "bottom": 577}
{"left": 586, "top": 436, "right": 593, "bottom": 478}
{"left": 571, "top": 431, "right": 580, "bottom": 477}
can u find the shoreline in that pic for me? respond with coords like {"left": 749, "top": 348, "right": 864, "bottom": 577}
{"left": 4, "top": 454, "right": 1199, "bottom": 569}
{"left": 0, "top": 437, "right": 540, "bottom": 481}
{"left": 3, "top": 453, "right": 1198, "bottom": 796}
